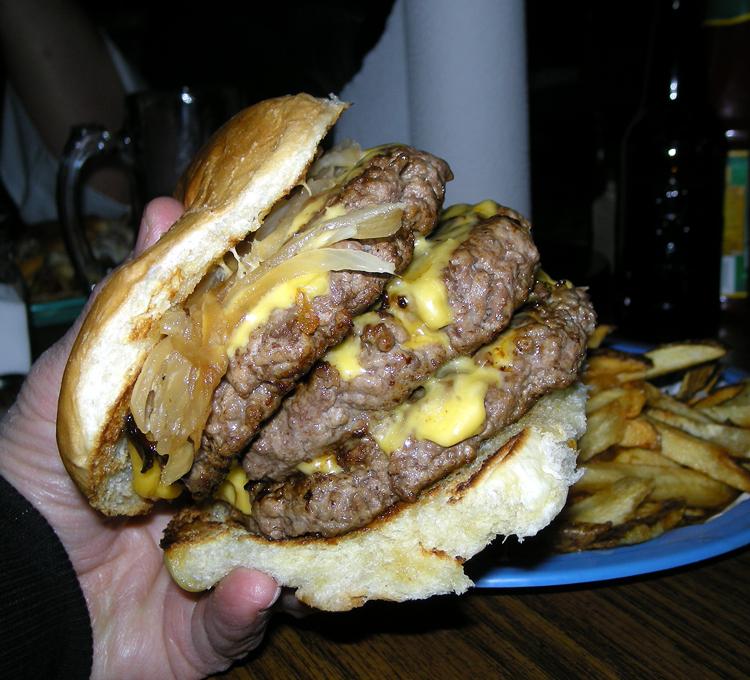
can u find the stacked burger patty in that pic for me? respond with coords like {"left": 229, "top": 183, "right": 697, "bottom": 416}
{"left": 58, "top": 95, "right": 598, "bottom": 609}
{"left": 186, "top": 146, "right": 453, "bottom": 496}
{"left": 159, "top": 144, "right": 595, "bottom": 540}
{"left": 247, "top": 282, "right": 594, "bottom": 538}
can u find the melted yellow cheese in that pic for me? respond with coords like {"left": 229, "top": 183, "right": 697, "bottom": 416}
{"left": 325, "top": 334, "right": 363, "bottom": 379}
{"left": 297, "top": 453, "right": 343, "bottom": 475}
{"left": 391, "top": 307, "right": 450, "bottom": 350}
{"left": 227, "top": 272, "right": 330, "bottom": 356}
{"left": 480, "top": 329, "right": 518, "bottom": 370}
{"left": 441, "top": 199, "right": 503, "bottom": 222}
{"left": 413, "top": 235, "right": 431, "bottom": 258}
{"left": 371, "top": 356, "right": 500, "bottom": 454}
{"left": 215, "top": 464, "right": 253, "bottom": 514}
{"left": 387, "top": 238, "right": 460, "bottom": 330}
{"left": 324, "top": 311, "right": 381, "bottom": 380}
{"left": 327, "top": 201, "right": 508, "bottom": 378}
{"left": 289, "top": 195, "right": 328, "bottom": 234}
{"left": 128, "top": 442, "right": 182, "bottom": 500}
{"left": 387, "top": 200, "right": 503, "bottom": 332}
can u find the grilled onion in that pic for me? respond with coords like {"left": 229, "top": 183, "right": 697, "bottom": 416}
{"left": 130, "top": 143, "right": 402, "bottom": 486}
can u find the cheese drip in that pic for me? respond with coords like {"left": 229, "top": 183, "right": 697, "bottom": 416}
{"left": 215, "top": 456, "right": 344, "bottom": 514}
{"left": 324, "top": 312, "right": 381, "bottom": 380}
{"left": 128, "top": 443, "right": 182, "bottom": 500}
{"left": 326, "top": 200, "right": 506, "bottom": 379}
{"left": 371, "top": 356, "right": 501, "bottom": 454}
{"left": 215, "top": 463, "right": 253, "bottom": 514}
{"left": 297, "top": 453, "right": 343, "bottom": 476}
{"left": 227, "top": 272, "right": 330, "bottom": 355}
{"left": 389, "top": 199, "right": 506, "bottom": 329}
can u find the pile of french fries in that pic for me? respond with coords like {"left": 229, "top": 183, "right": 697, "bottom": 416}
{"left": 554, "top": 327, "right": 750, "bottom": 552}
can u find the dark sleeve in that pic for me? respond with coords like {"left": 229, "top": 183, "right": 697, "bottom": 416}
{"left": 0, "top": 475, "right": 93, "bottom": 679}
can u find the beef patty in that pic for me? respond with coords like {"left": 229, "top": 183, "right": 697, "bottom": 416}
{"left": 244, "top": 282, "right": 595, "bottom": 539}
{"left": 185, "top": 145, "right": 452, "bottom": 497}
{"left": 243, "top": 206, "right": 539, "bottom": 480}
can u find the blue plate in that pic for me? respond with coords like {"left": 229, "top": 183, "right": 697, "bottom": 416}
{"left": 474, "top": 341, "right": 750, "bottom": 588}
{"left": 475, "top": 498, "right": 750, "bottom": 588}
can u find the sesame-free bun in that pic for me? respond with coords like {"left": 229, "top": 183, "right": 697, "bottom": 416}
{"left": 57, "top": 94, "right": 347, "bottom": 515}
{"left": 162, "top": 386, "right": 586, "bottom": 611}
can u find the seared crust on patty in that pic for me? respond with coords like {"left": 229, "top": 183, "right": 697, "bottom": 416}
{"left": 245, "top": 282, "right": 595, "bottom": 539}
{"left": 244, "top": 209, "right": 540, "bottom": 480}
{"left": 185, "top": 146, "right": 452, "bottom": 497}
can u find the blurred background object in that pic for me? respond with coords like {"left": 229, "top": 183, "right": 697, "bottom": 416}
{"left": 705, "top": 0, "right": 750, "bottom": 357}
{"left": 57, "top": 86, "right": 243, "bottom": 289}
{"left": 0, "top": 0, "right": 746, "bottom": 355}
{"left": 615, "top": 0, "right": 724, "bottom": 342}
{"left": 337, "top": 0, "right": 530, "bottom": 216}
{"left": 0, "top": 176, "right": 31, "bottom": 412}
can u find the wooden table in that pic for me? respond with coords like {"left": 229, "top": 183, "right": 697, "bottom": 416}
{"left": 216, "top": 548, "right": 749, "bottom": 679}
{"left": 217, "top": 308, "right": 750, "bottom": 680}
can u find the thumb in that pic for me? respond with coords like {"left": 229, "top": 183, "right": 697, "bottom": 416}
{"left": 191, "top": 569, "right": 280, "bottom": 666}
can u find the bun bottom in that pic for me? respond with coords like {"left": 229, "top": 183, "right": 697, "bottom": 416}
{"left": 163, "top": 385, "right": 587, "bottom": 611}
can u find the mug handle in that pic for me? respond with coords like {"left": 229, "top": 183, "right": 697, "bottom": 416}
{"left": 56, "top": 125, "right": 137, "bottom": 290}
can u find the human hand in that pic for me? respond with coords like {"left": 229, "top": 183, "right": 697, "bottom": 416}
{"left": 0, "top": 197, "right": 280, "bottom": 679}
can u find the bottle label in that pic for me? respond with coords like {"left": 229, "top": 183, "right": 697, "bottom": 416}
{"left": 721, "top": 150, "right": 749, "bottom": 298}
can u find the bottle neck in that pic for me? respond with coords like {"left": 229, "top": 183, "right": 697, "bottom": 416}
{"left": 642, "top": 0, "right": 709, "bottom": 112}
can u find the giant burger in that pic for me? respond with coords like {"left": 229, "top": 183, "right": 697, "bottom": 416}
{"left": 57, "top": 94, "right": 596, "bottom": 611}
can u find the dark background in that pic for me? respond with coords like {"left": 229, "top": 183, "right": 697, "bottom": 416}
{"left": 2, "top": 1, "right": 662, "bottom": 325}
{"left": 78, "top": 0, "right": 658, "bottom": 320}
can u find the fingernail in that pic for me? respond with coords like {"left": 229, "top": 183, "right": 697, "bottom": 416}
{"left": 260, "top": 586, "right": 282, "bottom": 614}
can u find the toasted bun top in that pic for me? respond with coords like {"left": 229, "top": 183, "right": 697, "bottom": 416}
{"left": 57, "top": 94, "right": 346, "bottom": 514}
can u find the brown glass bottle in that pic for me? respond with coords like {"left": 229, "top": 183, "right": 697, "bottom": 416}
{"left": 706, "top": 0, "right": 750, "bottom": 351}
{"left": 615, "top": 0, "right": 725, "bottom": 342}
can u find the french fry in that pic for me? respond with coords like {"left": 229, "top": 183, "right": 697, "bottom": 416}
{"left": 586, "top": 349, "right": 653, "bottom": 375}
{"left": 585, "top": 384, "right": 647, "bottom": 418}
{"left": 578, "top": 401, "right": 628, "bottom": 461}
{"left": 644, "top": 383, "right": 715, "bottom": 423}
{"left": 612, "top": 447, "right": 680, "bottom": 467}
{"left": 587, "top": 501, "right": 685, "bottom": 549}
{"left": 553, "top": 523, "right": 612, "bottom": 552}
{"left": 646, "top": 407, "right": 750, "bottom": 459}
{"left": 650, "top": 419, "right": 750, "bottom": 493}
{"left": 587, "top": 324, "right": 616, "bottom": 350}
{"left": 691, "top": 382, "right": 745, "bottom": 409}
{"left": 557, "top": 337, "right": 749, "bottom": 554}
{"left": 677, "top": 364, "right": 720, "bottom": 401}
{"left": 643, "top": 341, "right": 726, "bottom": 380}
{"left": 620, "top": 387, "right": 648, "bottom": 418}
{"left": 620, "top": 416, "right": 660, "bottom": 449}
{"left": 585, "top": 349, "right": 652, "bottom": 386}
{"left": 586, "top": 387, "right": 626, "bottom": 414}
{"left": 701, "top": 371, "right": 721, "bottom": 398}
{"left": 564, "top": 477, "right": 652, "bottom": 525}
{"left": 683, "top": 507, "right": 712, "bottom": 523}
{"left": 576, "top": 462, "right": 738, "bottom": 508}
{"left": 697, "top": 381, "right": 750, "bottom": 427}
{"left": 632, "top": 499, "right": 670, "bottom": 518}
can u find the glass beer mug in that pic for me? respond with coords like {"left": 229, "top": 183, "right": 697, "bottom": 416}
{"left": 58, "top": 86, "right": 242, "bottom": 289}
